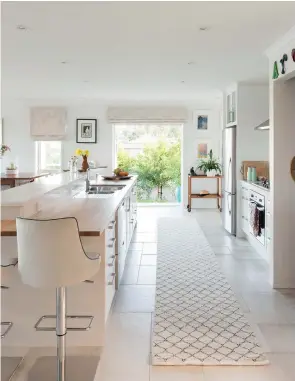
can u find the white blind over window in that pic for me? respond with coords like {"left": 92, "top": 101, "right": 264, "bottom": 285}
{"left": 107, "top": 107, "right": 188, "bottom": 123}
{"left": 30, "top": 107, "right": 67, "bottom": 140}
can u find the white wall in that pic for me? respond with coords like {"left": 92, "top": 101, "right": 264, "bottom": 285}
{"left": 267, "top": 29, "right": 295, "bottom": 288}
{"left": 1, "top": 98, "right": 222, "bottom": 207}
{"left": 271, "top": 76, "right": 295, "bottom": 288}
{"left": 1, "top": 99, "right": 111, "bottom": 173}
{"left": 182, "top": 106, "right": 222, "bottom": 208}
{"left": 235, "top": 84, "right": 269, "bottom": 237}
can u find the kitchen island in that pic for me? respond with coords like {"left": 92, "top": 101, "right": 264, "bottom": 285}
{"left": 1, "top": 172, "right": 137, "bottom": 353}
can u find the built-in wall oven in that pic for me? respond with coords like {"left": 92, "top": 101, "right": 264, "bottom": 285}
{"left": 249, "top": 190, "right": 265, "bottom": 246}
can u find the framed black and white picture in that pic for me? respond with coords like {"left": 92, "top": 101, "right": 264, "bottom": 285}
{"left": 76, "top": 119, "right": 97, "bottom": 143}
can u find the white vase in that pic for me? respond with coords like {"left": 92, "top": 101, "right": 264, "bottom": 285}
{"left": 6, "top": 168, "right": 18, "bottom": 175}
{"left": 206, "top": 170, "right": 216, "bottom": 177}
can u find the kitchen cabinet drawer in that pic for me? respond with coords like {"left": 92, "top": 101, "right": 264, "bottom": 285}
{"left": 105, "top": 244, "right": 116, "bottom": 269}
{"left": 106, "top": 217, "right": 116, "bottom": 241}
{"left": 241, "top": 192, "right": 249, "bottom": 202}
{"left": 241, "top": 215, "right": 249, "bottom": 234}
{"left": 105, "top": 271, "right": 116, "bottom": 320}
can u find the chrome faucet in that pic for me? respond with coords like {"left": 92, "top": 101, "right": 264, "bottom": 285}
{"left": 85, "top": 168, "right": 91, "bottom": 192}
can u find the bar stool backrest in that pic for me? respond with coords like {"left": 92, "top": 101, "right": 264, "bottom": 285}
{"left": 16, "top": 217, "right": 95, "bottom": 288}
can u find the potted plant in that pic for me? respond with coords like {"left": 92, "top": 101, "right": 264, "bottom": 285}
{"left": 6, "top": 162, "right": 18, "bottom": 175}
{"left": 75, "top": 149, "right": 90, "bottom": 172}
{"left": 197, "top": 149, "right": 222, "bottom": 177}
{"left": 1, "top": 144, "right": 10, "bottom": 157}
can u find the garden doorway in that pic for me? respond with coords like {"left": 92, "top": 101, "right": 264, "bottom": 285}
{"left": 114, "top": 124, "right": 182, "bottom": 204}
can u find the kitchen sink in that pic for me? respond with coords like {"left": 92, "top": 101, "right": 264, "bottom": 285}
{"left": 87, "top": 184, "right": 126, "bottom": 195}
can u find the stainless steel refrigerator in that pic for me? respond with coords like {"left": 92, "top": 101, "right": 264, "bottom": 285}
{"left": 222, "top": 126, "right": 237, "bottom": 235}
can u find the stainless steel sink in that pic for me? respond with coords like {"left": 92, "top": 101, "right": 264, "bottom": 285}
{"left": 87, "top": 184, "right": 125, "bottom": 195}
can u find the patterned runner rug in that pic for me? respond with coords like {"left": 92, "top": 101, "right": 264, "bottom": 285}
{"left": 152, "top": 217, "right": 268, "bottom": 366}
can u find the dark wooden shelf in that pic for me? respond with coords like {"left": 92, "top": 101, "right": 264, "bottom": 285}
{"left": 191, "top": 194, "right": 221, "bottom": 199}
{"left": 188, "top": 175, "right": 223, "bottom": 179}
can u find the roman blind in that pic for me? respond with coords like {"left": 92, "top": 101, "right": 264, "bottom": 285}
{"left": 107, "top": 107, "right": 188, "bottom": 123}
{"left": 30, "top": 107, "right": 67, "bottom": 140}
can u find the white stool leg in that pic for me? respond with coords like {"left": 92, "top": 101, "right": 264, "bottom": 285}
{"left": 56, "top": 287, "right": 66, "bottom": 381}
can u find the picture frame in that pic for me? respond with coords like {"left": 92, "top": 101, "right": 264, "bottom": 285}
{"left": 76, "top": 119, "right": 97, "bottom": 143}
{"left": 197, "top": 142, "right": 208, "bottom": 158}
{"left": 197, "top": 114, "right": 208, "bottom": 130}
{"left": 196, "top": 139, "right": 212, "bottom": 159}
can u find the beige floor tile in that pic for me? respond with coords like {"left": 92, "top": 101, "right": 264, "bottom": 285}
{"left": 203, "top": 364, "right": 291, "bottom": 381}
{"left": 132, "top": 233, "right": 157, "bottom": 243}
{"left": 242, "top": 292, "right": 295, "bottom": 324}
{"left": 258, "top": 324, "right": 295, "bottom": 352}
{"left": 150, "top": 365, "right": 204, "bottom": 380}
{"left": 141, "top": 255, "right": 157, "bottom": 266}
{"left": 211, "top": 246, "right": 231, "bottom": 255}
{"left": 268, "top": 353, "right": 295, "bottom": 381}
{"left": 138, "top": 266, "right": 157, "bottom": 285}
{"left": 96, "top": 313, "right": 151, "bottom": 381}
{"left": 113, "top": 285, "right": 155, "bottom": 313}
{"left": 126, "top": 250, "right": 142, "bottom": 265}
{"left": 121, "top": 265, "right": 140, "bottom": 285}
{"left": 143, "top": 243, "right": 158, "bottom": 254}
{"left": 129, "top": 242, "right": 144, "bottom": 251}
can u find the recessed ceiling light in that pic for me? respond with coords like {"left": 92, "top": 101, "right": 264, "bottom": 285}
{"left": 16, "top": 25, "right": 27, "bottom": 30}
{"left": 199, "top": 27, "right": 209, "bottom": 31}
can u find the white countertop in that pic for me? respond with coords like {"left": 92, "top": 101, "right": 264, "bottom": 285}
{"left": 241, "top": 180, "right": 270, "bottom": 193}
{"left": 1, "top": 171, "right": 86, "bottom": 206}
{"left": 31, "top": 176, "right": 137, "bottom": 235}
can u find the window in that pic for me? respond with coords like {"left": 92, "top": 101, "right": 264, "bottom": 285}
{"left": 36, "top": 141, "right": 62, "bottom": 172}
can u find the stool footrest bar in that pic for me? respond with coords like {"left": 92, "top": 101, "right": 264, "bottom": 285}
{"left": 34, "top": 315, "right": 94, "bottom": 331}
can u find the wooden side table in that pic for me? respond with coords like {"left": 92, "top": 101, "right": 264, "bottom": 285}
{"left": 187, "top": 175, "right": 222, "bottom": 212}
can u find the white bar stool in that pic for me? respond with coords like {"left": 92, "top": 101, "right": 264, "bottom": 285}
{"left": 1, "top": 242, "right": 24, "bottom": 381}
{"left": 1, "top": 247, "right": 18, "bottom": 338}
{"left": 16, "top": 217, "right": 101, "bottom": 381}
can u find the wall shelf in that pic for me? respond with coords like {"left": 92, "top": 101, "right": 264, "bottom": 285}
{"left": 190, "top": 194, "right": 221, "bottom": 199}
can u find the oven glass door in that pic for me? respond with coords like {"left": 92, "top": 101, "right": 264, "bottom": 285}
{"left": 249, "top": 201, "right": 265, "bottom": 246}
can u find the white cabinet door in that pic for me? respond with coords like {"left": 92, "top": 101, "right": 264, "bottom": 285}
{"left": 117, "top": 201, "right": 127, "bottom": 286}
{"left": 266, "top": 197, "right": 272, "bottom": 253}
{"left": 131, "top": 184, "right": 137, "bottom": 225}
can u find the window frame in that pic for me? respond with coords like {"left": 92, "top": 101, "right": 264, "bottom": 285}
{"left": 35, "top": 141, "right": 63, "bottom": 173}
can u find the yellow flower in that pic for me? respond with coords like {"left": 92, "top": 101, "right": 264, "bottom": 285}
{"left": 75, "top": 148, "right": 83, "bottom": 156}
{"left": 84, "top": 150, "right": 90, "bottom": 157}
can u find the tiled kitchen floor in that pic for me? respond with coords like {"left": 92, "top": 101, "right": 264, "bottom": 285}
{"left": 96, "top": 206, "right": 295, "bottom": 381}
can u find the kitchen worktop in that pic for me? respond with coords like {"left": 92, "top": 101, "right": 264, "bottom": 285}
{"left": 1, "top": 176, "right": 137, "bottom": 236}
{"left": 241, "top": 180, "right": 270, "bottom": 192}
{"left": 1, "top": 171, "right": 86, "bottom": 206}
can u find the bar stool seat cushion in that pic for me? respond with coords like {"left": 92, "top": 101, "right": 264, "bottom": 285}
{"left": 16, "top": 217, "right": 101, "bottom": 288}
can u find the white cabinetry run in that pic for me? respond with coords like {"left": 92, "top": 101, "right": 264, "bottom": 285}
{"left": 115, "top": 183, "right": 137, "bottom": 288}
{"left": 239, "top": 181, "right": 271, "bottom": 261}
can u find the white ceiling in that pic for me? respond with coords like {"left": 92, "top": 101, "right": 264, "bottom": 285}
{"left": 2, "top": 1, "right": 295, "bottom": 101}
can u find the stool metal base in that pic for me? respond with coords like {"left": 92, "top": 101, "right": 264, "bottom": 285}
{"left": 1, "top": 356, "right": 24, "bottom": 381}
{"left": 26, "top": 355, "right": 99, "bottom": 381}
{"left": 1, "top": 322, "right": 13, "bottom": 339}
{"left": 34, "top": 315, "right": 94, "bottom": 331}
